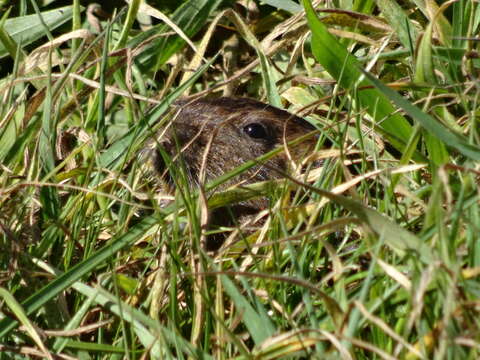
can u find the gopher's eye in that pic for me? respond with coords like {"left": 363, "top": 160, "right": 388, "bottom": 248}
{"left": 243, "top": 123, "right": 268, "bottom": 139}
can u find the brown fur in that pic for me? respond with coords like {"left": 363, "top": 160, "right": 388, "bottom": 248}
{"left": 142, "top": 97, "right": 318, "bottom": 249}
{"left": 146, "top": 97, "right": 317, "bottom": 204}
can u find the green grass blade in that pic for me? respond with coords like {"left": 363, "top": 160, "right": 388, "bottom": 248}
{"left": 0, "top": 216, "right": 159, "bottom": 338}
{"left": 131, "top": 0, "right": 227, "bottom": 72}
{"left": 221, "top": 274, "right": 276, "bottom": 345}
{"left": 319, "top": 189, "right": 432, "bottom": 262}
{"left": 114, "top": 0, "right": 140, "bottom": 50}
{"left": 302, "top": 0, "right": 414, "bottom": 153}
{"left": 260, "top": 0, "right": 302, "bottom": 13}
{"left": 2, "top": 109, "right": 41, "bottom": 165}
{"left": 414, "top": 23, "right": 436, "bottom": 84}
{"left": 0, "top": 8, "right": 20, "bottom": 60}
{"left": 0, "top": 288, "right": 52, "bottom": 359}
{"left": 376, "top": 0, "right": 417, "bottom": 50}
{"left": 63, "top": 341, "right": 125, "bottom": 354}
{"left": 38, "top": 58, "right": 60, "bottom": 220}
{"left": 0, "top": 6, "right": 75, "bottom": 59}
{"left": 361, "top": 69, "right": 480, "bottom": 161}
{"left": 36, "top": 259, "right": 212, "bottom": 359}
{"left": 225, "top": 10, "right": 281, "bottom": 106}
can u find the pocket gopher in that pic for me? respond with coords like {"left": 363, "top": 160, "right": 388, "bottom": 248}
{"left": 143, "top": 97, "right": 319, "bottom": 247}
{"left": 146, "top": 97, "right": 317, "bottom": 200}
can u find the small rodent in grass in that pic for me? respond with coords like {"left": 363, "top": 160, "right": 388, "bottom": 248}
{"left": 145, "top": 97, "right": 318, "bottom": 198}
{"left": 143, "top": 97, "right": 320, "bottom": 247}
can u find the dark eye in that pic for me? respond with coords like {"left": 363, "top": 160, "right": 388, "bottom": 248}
{"left": 243, "top": 123, "right": 268, "bottom": 139}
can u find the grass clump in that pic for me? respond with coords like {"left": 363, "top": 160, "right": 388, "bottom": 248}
{"left": 0, "top": 0, "right": 480, "bottom": 358}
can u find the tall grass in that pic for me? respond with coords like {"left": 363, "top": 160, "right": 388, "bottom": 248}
{"left": 0, "top": 0, "right": 479, "bottom": 358}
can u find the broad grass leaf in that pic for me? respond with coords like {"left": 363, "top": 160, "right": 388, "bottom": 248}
{"left": 302, "top": 0, "right": 414, "bottom": 155}
{"left": 376, "top": 0, "right": 417, "bottom": 49}
{"left": 414, "top": 23, "right": 451, "bottom": 166}
{"left": 260, "top": 0, "right": 303, "bottom": 13}
{"left": 220, "top": 274, "right": 276, "bottom": 345}
{"left": 414, "top": 23, "right": 436, "bottom": 84}
{"left": 425, "top": 133, "right": 450, "bottom": 166}
{"left": 0, "top": 6, "right": 75, "bottom": 59}
{"left": 424, "top": 0, "right": 452, "bottom": 47}
{"left": 362, "top": 69, "right": 480, "bottom": 161}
